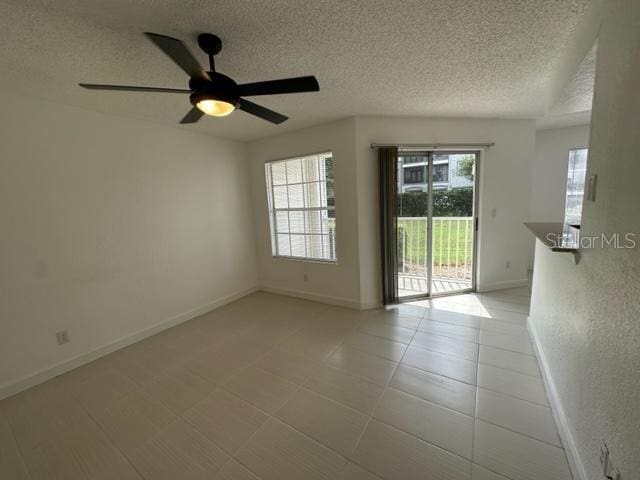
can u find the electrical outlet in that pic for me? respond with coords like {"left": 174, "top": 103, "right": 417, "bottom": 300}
{"left": 56, "top": 330, "right": 70, "bottom": 345}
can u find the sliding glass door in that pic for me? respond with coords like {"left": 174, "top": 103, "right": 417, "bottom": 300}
{"left": 396, "top": 151, "right": 478, "bottom": 300}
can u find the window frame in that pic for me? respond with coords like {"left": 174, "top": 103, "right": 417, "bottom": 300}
{"left": 264, "top": 151, "right": 337, "bottom": 264}
{"left": 564, "top": 147, "right": 589, "bottom": 226}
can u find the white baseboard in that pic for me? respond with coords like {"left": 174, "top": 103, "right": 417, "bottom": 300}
{"left": 0, "top": 286, "right": 259, "bottom": 401}
{"left": 527, "top": 316, "right": 587, "bottom": 480}
{"left": 260, "top": 286, "right": 368, "bottom": 310}
{"left": 477, "top": 278, "right": 529, "bottom": 293}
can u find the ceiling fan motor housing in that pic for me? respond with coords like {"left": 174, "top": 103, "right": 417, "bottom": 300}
{"left": 188, "top": 72, "right": 239, "bottom": 107}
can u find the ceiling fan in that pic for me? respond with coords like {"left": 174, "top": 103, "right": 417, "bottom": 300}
{"left": 79, "top": 32, "right": 320, "bottom": 125}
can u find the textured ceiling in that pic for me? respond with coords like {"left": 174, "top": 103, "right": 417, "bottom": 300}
{"left": 549, "top": 43, "right": 596, "bottom": 115}
{"left": 0, "top": 0, "right": 591, "bottom": 140}
{"left": 536, "top": 42, "right": 596, "bottom": 129}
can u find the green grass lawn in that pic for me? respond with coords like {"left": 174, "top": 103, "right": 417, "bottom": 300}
{"left": 398, "top": 218, "right": 473, "bottom": 267}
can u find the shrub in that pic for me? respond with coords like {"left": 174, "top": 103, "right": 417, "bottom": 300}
{"left": 398, "top": 187, "right": 473, "bottom": 217}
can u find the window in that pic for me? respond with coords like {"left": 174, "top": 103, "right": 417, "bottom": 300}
{"left": 402, "top": 155, "right": 426, "bottom": 164}
{"left": 403, "top": 166, "right": 425, "bottom": 184}
{"left": 265, "top": 152, "right": 336, "bottom": 262}
{"left": 564, "top": 148, "right": 588, "bottom": 225}
{"left": 433, "top": 163, "right": 449, "bottom": 183}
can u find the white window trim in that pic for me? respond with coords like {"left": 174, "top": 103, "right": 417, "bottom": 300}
{"left": 265, "top": 151, "right": 337, "bottom": 263}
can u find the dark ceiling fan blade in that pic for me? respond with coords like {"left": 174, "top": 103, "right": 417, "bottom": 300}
{"left": 238, "top": 98, "right": 288, "bottom": 124}
{"left": 179, "top": 107, "right": 205, "bottom": 124}
{"left": 144, "top": 32, "right": 210, "bottom": 81}
{"left": 237, "top": 76, "right": 319, "bottom": 97}
{"left": 79, "top": 83, "right": 192, "bottom": 94}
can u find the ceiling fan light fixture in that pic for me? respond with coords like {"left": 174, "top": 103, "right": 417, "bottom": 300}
{"left": 196, "top": 98, "right": 236, "bottom": 117}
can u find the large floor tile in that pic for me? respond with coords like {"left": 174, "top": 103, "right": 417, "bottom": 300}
{"left": 390, "top": 365, "right": 476, "bottom": 416}
{"left": 479, "top": 331, "right": 534, "bottom": 355}
{"left": 371, "top": 310, "right": 422, "bottom": 329}
{"left": 2, "top": 290, "right": 576, "bottom": 480}
{"left": 257, "top": 349, "right": 323, "bottom": 384}
{"left": 236, "top": 418, "right": 347, "bottom": 480}
{"left": 91, "top": 457, "right": 143, "bottom": 480}
{"left": 303, "top": 366, "right": 384, "bottom": 415}
{"left": 326, "top": 346, "right": 399, "bottom": 386}
{"left": 277, "top": 330, "right": 344, "bottom": 361}
{"left": 477, "top": 364, "right": 548, "bottom": 405}
{"left": 410, "top": 332, "right": 478, "bottom": 361}
{"left": 383, "top": 304, "right": 427, "bottom": 319}
{"left": 341, "top": 462, "right": 383, "bottom": 479}
{"left": 481, "top": 298, "right": 530, "bottom": 314}
{"left": 127, "top": 420, "right": 230, "bottom": 480}
{"left": 143, "top": 368, "right": 215, "bottom": 414}
{"left": 343, "top": 331, "right": 408, "bottom": 361}
{"left": 480, "top": 318, "right": 528, "bottom": 336}
{"left": 183, "top": 388, "right": 268, "bottom": 454}
{"left": 352, "top": 420, "right": 472, "bottom": 480}
{"left": 482, "top": 308, "right": 528, "bottom": 325}
{"left": 223, "top": 367, "right": 299, "bottom": 414}
{"left": 356, "top": 322, "right": 415, "bottom": 344}
{"left": 424, "top": 308, "right": 483, "bottom": 329}
{"left": 1, "top": 390, "right": 94, "bottom": 457}
{"left": 275, "top": 387, "right": 368, "bottom": 456}
{"left": 476, "top": 389, "right": 560, "bottom": 446}
{"left": 70, "top": 368, "right": 139, "bottom": 417}
{"left": 473, "top": 420, "right": 571, "bottom": 480}
{"left": 478, "top": 345, "right": 540, "bottom": 377}
{"left": 22, "top": 420, "right": 127, "bottom": 480}
{"left": 182, "top": 346, "right": 257, "bottom": 386}
{"left": 471, "top": 464, "right": 511, "bottom": 480}
{"left": 93, "top": 389, "right": 178, "bottom": 453}
{"left": 215, "top": 458, "right": 261, "bottom": 480}
{"left": 0, "top": 415, "right": 30, "bottom": 479}
{"left": 374, "top": 388, "right": 474, "bottom": 459}
{"left": 418, "top": 320, "right": 480, "bottom": 343}
{"left": 402, "top": 346, "right": 477, "bottom": 385}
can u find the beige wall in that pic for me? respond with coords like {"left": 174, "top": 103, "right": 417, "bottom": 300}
{"left": 529, "top": 2, "right": 640, "bottom": 478}
{"left": 354, "top": 116, "right": 536, "bottom": 304}
{"left": 248, "top": 118, "right": 362, "bottom": 308}
{"left": 528, "top": 124, "right": 590, "bottom": 267}
{"left": 249, "top": 116, "right": 536, "bottom": 308}
{"left": 531, "top": 125, "right": 591, "bottom": 223}
{"left": 0, "top": 91, "right": 259, "bottom": 396}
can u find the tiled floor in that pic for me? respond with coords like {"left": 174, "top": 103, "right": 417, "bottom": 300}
{"left": 0, "top": 286, "right": 573, "bottom": 480}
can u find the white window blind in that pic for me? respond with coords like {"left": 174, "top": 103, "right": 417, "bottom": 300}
{"left": 265, "top": 152, "right": 336, "bottom": 262}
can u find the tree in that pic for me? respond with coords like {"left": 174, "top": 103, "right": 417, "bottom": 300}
{"left": 457, "top": 155, "right": 474, "bottom": 180}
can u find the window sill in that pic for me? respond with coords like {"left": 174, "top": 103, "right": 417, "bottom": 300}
{"left": 272, "top": 255, "right": 338, "bottom": 265}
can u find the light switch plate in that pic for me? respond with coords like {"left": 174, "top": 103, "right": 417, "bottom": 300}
{"left": 587, "top": 174, "right": 597, "bottom": 201}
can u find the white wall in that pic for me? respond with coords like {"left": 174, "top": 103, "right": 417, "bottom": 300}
{"left": 248, "top": 118, "right": 362, "bottom": 308}
{"left": 527, "top": 124, "right": 590, "bottom": 267}
{"left": 354, "top": 116, "right": 536, "bottom": 304}
{"left": 529, "top": 2, "right": 640, "bottom": 479}
{"left": 531, "top": 125, "right": 590, "bottom": 223}
{"left": 0, "top": 91, "right": 259, "bottom": 397}
{"left": 248, "top": 116, "right": 536, "bottom": 308}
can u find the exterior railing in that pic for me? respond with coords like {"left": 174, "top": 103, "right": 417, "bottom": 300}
{"left": 398, "top": 217, "right": 474, "bottom": 282}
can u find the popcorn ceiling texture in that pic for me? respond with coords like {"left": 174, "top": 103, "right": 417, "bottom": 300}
{"left": 530, "top": 2, "right": 640, "bottom": 479}
{"left": 550, "top": 44, "right": 596, "bottom": 116}
{"left": 0, "top": 0, "right": 588, "bottom": 140}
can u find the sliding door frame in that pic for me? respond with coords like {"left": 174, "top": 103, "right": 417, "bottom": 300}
{"left": 397, "top": 149, "right": 481, "bottom": 302}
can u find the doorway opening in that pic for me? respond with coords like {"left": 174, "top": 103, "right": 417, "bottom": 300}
{"left": 396, "top": 150, "right": 479, "bottom": 300}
